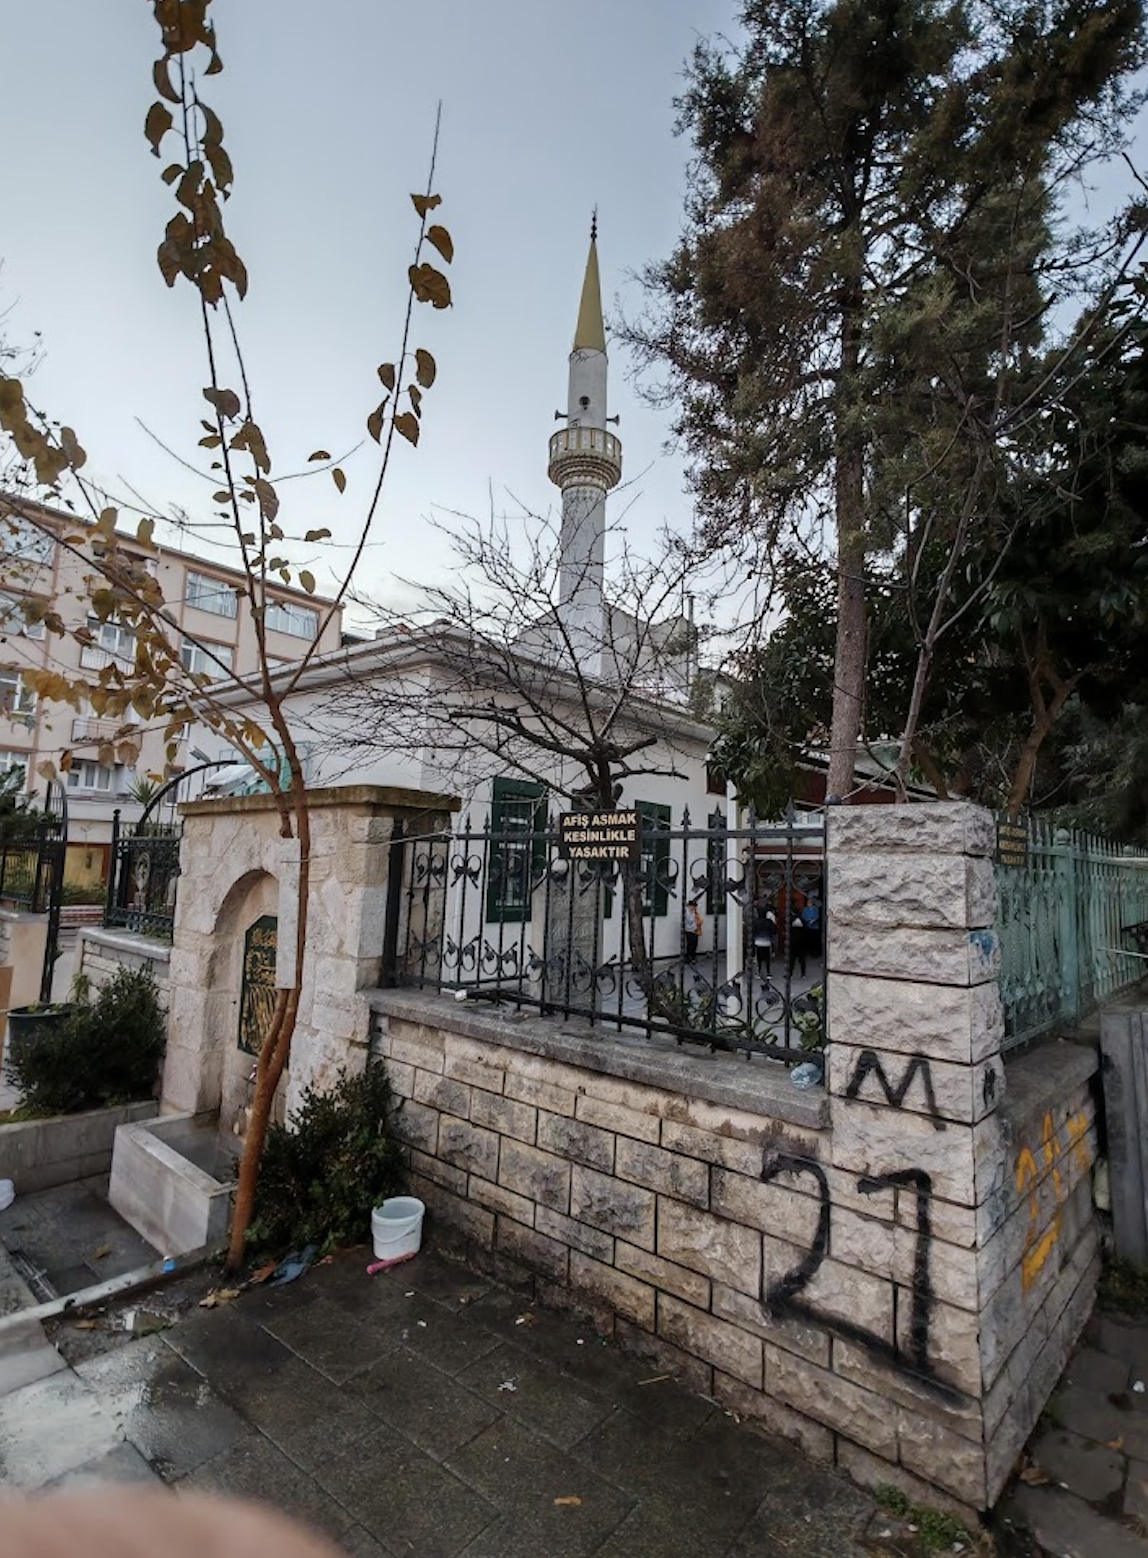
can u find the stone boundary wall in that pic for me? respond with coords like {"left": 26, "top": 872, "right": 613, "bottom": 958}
{"left": 0, "top": 1100, "right": 157, "bottom": 1192}
{"left": 369, "top": 803, "right": 1102, "bottom": 1515}
{"left": 77, "top": 927, "right": 171, "bottom": 1004}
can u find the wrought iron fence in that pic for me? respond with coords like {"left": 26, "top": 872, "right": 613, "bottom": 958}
{"left": 385, "top": 806, "right": 827, "bottom": 1061}
{"left": 103, "top": 762, "right": 229, "bottom": 937}
{"left": 0, "top": 781, "right": 66, "bottom": 915}
{"left": 996, "top": 817, "right": 1148, "bottom": 1051}
{"left": 104, "top": 814, "right": 182, "bottom": 936}
{"left": 0, "top": 840, "right": 43, "bottom": 907}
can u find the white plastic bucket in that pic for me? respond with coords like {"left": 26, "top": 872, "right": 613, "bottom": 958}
{"left": 371, "top": 1195, "right": 425, "bottom": 1261}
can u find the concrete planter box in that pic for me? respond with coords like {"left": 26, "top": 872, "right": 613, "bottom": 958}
{"left": 0, "top": 1101, "right": 158, "bottom": 1193}
{"left": 109, "top": 1113, "right": 237, "bottom": 1257}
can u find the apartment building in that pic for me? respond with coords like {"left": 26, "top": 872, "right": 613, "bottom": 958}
{"left": 0, "top": 498, "right": 343, "bottom": 858}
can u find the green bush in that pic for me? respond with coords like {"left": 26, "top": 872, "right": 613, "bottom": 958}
{"left": 7, "top": 965, "right": 166, "bottom": 1115}
{"left": 250, "top": 1063, "right": 405, "bottom": 1255}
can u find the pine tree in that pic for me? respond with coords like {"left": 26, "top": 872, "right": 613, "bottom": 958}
{"left": 626, "top": 0, "right": 1145, "bottom": 796}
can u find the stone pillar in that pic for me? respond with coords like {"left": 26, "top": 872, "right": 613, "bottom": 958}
{"left": 544, "top": 862, "right": 602, "bottom": 1017}
{"left": 161, "top": 785, "right": 458, "bottom": 1130}
{"left": 822, "top": 803, "right": 1004, "bottom": 1510}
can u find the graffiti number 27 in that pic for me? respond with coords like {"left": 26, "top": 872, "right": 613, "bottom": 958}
{"left": 759, "top": 1154, "right": 959, "bottom": 1403}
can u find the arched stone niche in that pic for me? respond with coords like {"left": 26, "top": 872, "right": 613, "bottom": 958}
{"left": 160, "top": 784, "right": 459, "bottom": 1139}
{"left": 161, "top": 865, "right": 279, "bottom": 1125}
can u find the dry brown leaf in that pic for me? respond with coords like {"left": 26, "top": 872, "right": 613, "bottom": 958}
{"left": 199, "top": 1286, "right": 242, "bottom": 1308}
{"left": 92, "top": 1245, "right": 113, "bottom": 1261}
{"left": 1106, "top": 1437, "right": 1124, "bottom": 1452}
{"left": 1019, "top": 1465, "right": 1050, "bottom": 1485}
{"left": 553, "top": 1497, "right": 582, "bottom": 1508}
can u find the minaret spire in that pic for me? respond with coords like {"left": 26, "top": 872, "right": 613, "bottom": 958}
{"left": 573, "top": 215, "right": 607, "bottom": 354}
{"left": 547, "top": 215, "right": 623, "bottom": 679}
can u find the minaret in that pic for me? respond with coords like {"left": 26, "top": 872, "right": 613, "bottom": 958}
{"left": 547, "top": 215, "right": 622, "bottom": 678}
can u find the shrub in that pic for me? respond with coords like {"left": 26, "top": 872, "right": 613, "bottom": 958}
{"left": 7, "top": 965, "right": 166, "bottom": 1115}
{"left": 250, "top": 1063, "right": 405, "bottom": 1255}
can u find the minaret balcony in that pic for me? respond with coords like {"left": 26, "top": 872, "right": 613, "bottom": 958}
{"left": 548, "top": 426, "right": 623, "bottom": 491}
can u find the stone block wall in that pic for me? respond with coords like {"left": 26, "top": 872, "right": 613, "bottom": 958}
{"left": 76, "top": 927, "right": 171, "bottom": 1002}
{"left": 0, "top": 1100, "right": 157, "bottom": 1192}
{"left": 823, "top": 804, "right": 1099, "bottom": 1510}
{"left": 371, "top": 990, "right": 836, "bottom": 1453}
{"left": 369, "top": 803, "right": 1101, "bottom": 1515}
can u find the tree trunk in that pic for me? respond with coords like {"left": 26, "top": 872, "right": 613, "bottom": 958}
{"left": 226, "top": 771, "right": 312, "bottom": 1271}
{"left": 1006, "top": 684, "right": 1075, "bottom": 818}
{"left": 827, "top": 292, "right": 866, "bottom": 802}
{"left": 911, "top": 738, "right": 950, "bottom": 800}
{"left": 827, "top": 442, "right": 866, "bottom": 800}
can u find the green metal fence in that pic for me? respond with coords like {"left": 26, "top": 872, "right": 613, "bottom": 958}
{"left": 995, "top": 818, "right": 1148, "bottom": 1051}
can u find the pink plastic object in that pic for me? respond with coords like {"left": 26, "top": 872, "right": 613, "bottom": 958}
{"left": 366, "top": 1250, "right": 418, "bottom": 1276}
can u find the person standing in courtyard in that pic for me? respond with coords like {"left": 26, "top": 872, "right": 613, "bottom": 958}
{"left": 801, "top": 890, "right": 823, "bottom": 959}
{"left": 789, "top": 908, "right": 808, "bottom": 979}
{"left": 683, "top": 897, "right": 702, "bottom": 963}
{"left": 752, "top": 901, "right": 777, "bottom": 977}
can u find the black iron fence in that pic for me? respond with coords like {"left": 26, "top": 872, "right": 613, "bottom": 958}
{"left": 103, "top": 762, "right": 230, "bottom": 938}
{"left": 385, "top": 806, "right": 827, "bottom": 1061}
{"left": 104, "top": 813, "right": 182, "bottom": 936}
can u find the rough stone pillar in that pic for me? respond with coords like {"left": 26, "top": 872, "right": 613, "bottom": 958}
{"left": 824, "top": 803, "right": 1005, "bottom": 1509}
{"left": 543, "top": 863, "right": 601, "bottom": 1017}
{"left": 821, "top": 802, "right": 1102, "bottom": 1513}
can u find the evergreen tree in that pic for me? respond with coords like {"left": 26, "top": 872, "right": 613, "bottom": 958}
{"left": 626, "top": 0, "right": 1145, "bottom": 796}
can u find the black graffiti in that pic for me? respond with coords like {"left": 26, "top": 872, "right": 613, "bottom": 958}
{"left": 858, "top": 1168, "right": 932, "bottom": 1373}
{"left": 983, "top": 1066, "right": 998, "bottom": 1109}
{"left": 759, "top": 1153, "right": 964, "bottom": 1407}
{"left": 844, "top": 1050, "right": 946, "bottom": 1131}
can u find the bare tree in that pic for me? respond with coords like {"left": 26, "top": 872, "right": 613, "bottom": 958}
{"left": 320, "top": 507, "right": 713, "bottom": 995}
{"left": 0, "top": 0, "right": 455, "bottom": 1268}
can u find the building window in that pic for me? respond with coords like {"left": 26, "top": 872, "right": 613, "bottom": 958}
{"left": 636, "top": 801, "right": 672, "bottom": 916}
{"left": 0, "top": 592, "right": 46, "bottom": 640}
{"left": 486, "top": 778, "right": 547, "bottom": 924}
{"left": 265, "top": 598, "right": 319, "bottom": 639}
{"left": 180, "top": 638, "right": 234, "bottom": 679}
{"left": 0, "top": 668, "right": 36, "bottom": 718}
{"left": 88, "top": 616, "right": 136, "bottom": 659}
{"left": 187, "top": 571, "right": 239, "bottom": 619}
{"left": 706, "top": 761, "right": 727, "bottom": 796}
{"left": 3, "top": 515, "right": 54, "bottom": 565}
{"left": 66, "top": 760, "right": 120, "bottom": 794}
{"left": 0, "top": 750, "right": 29, "bottom": 785}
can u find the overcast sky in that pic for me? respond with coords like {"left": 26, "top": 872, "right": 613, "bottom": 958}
{"left": 3, "top": 2, "right": 1146, "bottom": 623}
{"left": 1, "top": 0, "right": 740, "bottom": 615}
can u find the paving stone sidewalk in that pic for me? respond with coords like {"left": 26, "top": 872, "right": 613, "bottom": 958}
{"left": 0, "top": 1241, "right": 889, "bottom": 1558}
{"left": 1003, "top": 1308, "right": 1148, "bottom": 1558}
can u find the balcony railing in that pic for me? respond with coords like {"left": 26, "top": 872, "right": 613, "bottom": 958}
{"left": 548, "top": 426, "right": 623, "bottom": 465}
{"left": 79, "top": 645, "right": 135, "bottom": 673}
{"left": 71, "top": 716, "right": 122, "bottom": 743}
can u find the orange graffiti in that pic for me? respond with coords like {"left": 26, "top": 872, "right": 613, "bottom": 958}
{"left": 1065, "top": 1110, "right": 1092, "bottom": 1175}
{"left": 1016, "top": 1108, "right": 1090, "bottom": 1291}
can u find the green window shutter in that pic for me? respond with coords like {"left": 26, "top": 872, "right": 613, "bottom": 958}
{"left": 487, "top": 778, "right": 546, "bottom": 924}
{"left": 636, "top": 801, "right": 672, "bottom": 917}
